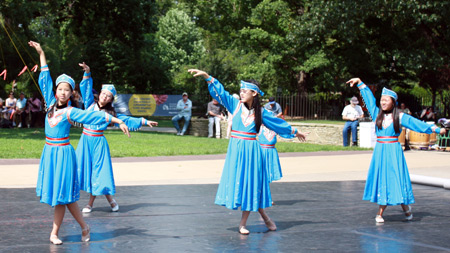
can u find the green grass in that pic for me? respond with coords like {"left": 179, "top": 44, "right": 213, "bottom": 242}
{"left": 287, "top": 120, "right": 345, "bottom": 125}
{"left": 0, "top": 128, "right": 368, "bottom": 159}
{"left": 144, "top": 117, "right": 173, "bottom": 127}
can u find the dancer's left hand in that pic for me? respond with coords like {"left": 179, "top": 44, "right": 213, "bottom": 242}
{"left": 119, "top": 123, "right": 130, "bottom": 137}
{"left": 147, "top": 120, "right": 158, "bottom": 127}
{"left": 296, "top": 131, "right": 309, "bottom": 142}
{"left": 188, "top": 69, "right": 209, "bottom": 79}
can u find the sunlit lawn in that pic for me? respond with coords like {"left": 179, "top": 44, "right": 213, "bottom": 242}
{"left": 0, "top": 128, "right": 367, "bottom": 159}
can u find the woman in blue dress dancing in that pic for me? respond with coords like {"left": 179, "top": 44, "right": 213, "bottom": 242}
{"left": 76, "top": 63, "right": 157, "bottom": 213}
{"left": 29, "top": 41, "right": 130, "bottom": 245}
{"left": 347, "top": 77, "right": 446, "bottom": 223}
{"left": 188, "top": 69, "right": 308, "bottom": 234}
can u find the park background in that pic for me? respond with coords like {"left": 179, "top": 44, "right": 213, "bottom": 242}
{"left": 0, "top": 0, "right": 449, "bottom": 120}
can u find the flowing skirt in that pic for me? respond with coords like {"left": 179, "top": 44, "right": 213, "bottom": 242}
{"left": 215, "top": 138, "right": 272, "bottom": 211}
{"left": 363, "top": 142, "right": 415, "bottom": 205}
{"left": 261, "top": 148, "right": 282, "bottom": 183}
{"left": 36, "top": 144, "right": 80, "bottom": 206}
{"left": 76, "top": 134, "right": 115, "bottom": 196}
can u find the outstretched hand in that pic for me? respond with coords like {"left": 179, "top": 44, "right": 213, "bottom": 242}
{"left": 28, "top": 41, "right": 43, "bottom": 55}
{"left": 440, "top": 128, "right": 447, "bottom": 135}
{"left": 79, "top": 62, "right": 90, "bottom": 73}
{"left": 346, "top": 78, "right": 362, "bottom": 87}
{"left": 147, "top": 120, "right": 158, "bottom": 127}
{"left": 296, "top": 131, "right": 309, "bottom": 142}
{"left": 188, "top": 69, "right": 209, "bottom": 79}
{"left": 119, "top": 124, "right": 130, "bottom": 137}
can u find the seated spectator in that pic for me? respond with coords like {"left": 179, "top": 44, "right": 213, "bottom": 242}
{"left": 16, "top": 92, "right": 28, "bottom": 128}
{"left": 5, "top": 92, "right": 17, "bottom": 126}
{"left": 207, "top": 98, "right": 225, "bottom": 138}
{"left": 27, "top": 92, "right": 42, "bottom": 128}
{"left": 420, "top": 107, "right": 436, "bottom": 122}
{"left": 342, "top": 96, "right": 364, "bottom": 146}
{"left": 172, "top": 92, "right": 192, "bottom": 135}
{"left": 398, "top": 103, "right": 411, "bottom": 115}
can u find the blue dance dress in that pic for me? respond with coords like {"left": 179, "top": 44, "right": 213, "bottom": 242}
{"left": 258, "top": 125, "right": 282, "bottom": 183}
{"left": 207, "top": 77, "right": 297, "bottom": 211}
{"left": 76, "top": 72, "right": 148, "bottom": 196}
{"left": 36, "top": 66, "right": 113, "bottom": 207}
{"left": 359, "top": 85, "right": 441, "bottom": 206}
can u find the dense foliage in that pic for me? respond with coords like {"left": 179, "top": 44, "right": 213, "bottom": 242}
{"left": 0, "top": 0, "right": 448, "bottom": 113}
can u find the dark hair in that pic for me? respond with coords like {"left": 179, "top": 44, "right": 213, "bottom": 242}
{"left": 98, "top": 98, "right": 117, "bottom": 118}
{"left": 244, "top": 79, "right": 262, "bottom": 133}
{"left": 375, "top": 96, "right": 400, "bottom": 134}
{"left": 47, "top": 84, "right": 75, "bottom": 118}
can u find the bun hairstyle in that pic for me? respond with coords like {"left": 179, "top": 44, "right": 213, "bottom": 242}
{"left": 244, "top": 79, "right": 262, "bottom": 133}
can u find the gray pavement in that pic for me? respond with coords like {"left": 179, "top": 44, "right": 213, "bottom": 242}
{"left": 0, "top": 150, "right": 449, "bottom": 252}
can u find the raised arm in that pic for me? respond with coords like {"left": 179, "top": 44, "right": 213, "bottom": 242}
{"left": 78, "top": 62, "right": 95, "bottom": 108}
{"left": 29, "top": 41, "right": 54, "bottom": 106}
{"left": 188, "top": 69, "right": 239, "bottom": 113}
{"left": 28, "top": 41, "right": 47, "bottom": 67}
{"left": 347, "top": 78, "right": 378, "bottom": 121}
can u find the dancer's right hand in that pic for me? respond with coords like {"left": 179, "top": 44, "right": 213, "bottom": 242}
{"left": 188, "top": 69, "right": 209, "bottom": 80}
{"left": 346, "top": 78, "right": 362, "bottom": 87}
{"left": 28, "top": 41, "right": 43, "bottom": 55}
{"left": 79, "top": 62, "right": 90, "bottom": 73}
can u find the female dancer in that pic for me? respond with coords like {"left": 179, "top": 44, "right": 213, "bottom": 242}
{"left": 29, "top": 41, "right": 130, "bottom": 245}
{"left": 188, "top": 69, "right": 308, "bottom": 234}
{"left": 76, "top": 63, "right": 158, "bottom": 213}
{"left": 347, "top": 78, "right": 446, "bottom": 223}
{"left": 258, "top": 125, "right": 283, "bottom": 183}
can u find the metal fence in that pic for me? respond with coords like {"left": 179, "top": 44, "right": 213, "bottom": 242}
{"left": 274, "top": 94, "right": 343, "bottom": 120}
{"left": 274, "top": 92, "right": 450, "bottom": 121}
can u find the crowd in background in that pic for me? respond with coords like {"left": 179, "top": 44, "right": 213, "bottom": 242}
{"left": 0, "top": 89, "right": 85, "bottom": 128}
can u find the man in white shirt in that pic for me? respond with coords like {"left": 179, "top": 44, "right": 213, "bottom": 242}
{"left": 16, "top": 92, "right": 27, "bottom": 128}
{"left": 172, "top": 92, "right": 192, "bottom": 135}
{"left": 342, "top": 96, "right": 364, "bottom": 146}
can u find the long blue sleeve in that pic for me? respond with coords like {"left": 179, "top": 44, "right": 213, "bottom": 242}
{"left": 262, "top": 108, "right": 297, "bottom": 138}
{"left": 68, "top": 107, "right": 112, "bottom": 125}
{"left": 38, "top": 65, "right": 56, "bottom": 107}
{"left": 79, "top": 72, "right": 95, "bottom": 109}
{"left": 116, "top": 114, "right": 147, "bottom": 131}
{"left": 401, "top": 113, "right": 440, "bottom": 134}
{"left": 206, "top": 77, "right": 240, "bottom": 114}
{"left": 359, "top": 85, "right": 378, "bottom": 121}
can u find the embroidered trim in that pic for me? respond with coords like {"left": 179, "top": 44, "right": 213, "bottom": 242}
{"left": 231, "top": 130, "right": 257, "bottom": 140}
{"left": 45, "top": 136, "right": 70, "bottom": 146}
{"left": 377, "top": 136, "right": 398, "bottom": 143}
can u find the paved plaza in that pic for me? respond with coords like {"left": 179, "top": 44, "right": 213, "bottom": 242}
{"left": 0, "top": 150, "right": 449, "bottom": 252}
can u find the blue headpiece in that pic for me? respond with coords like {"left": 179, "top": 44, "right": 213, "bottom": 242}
{"left": 56, "top": 74, "right": 75, "bottom": 90}
{"left": 101, "top": 84, "right": 117, "bottom": 97}
{"left": 240, "top": 80, "right": 264, "bottom": 96}
{"left": 381, "top": 87, "right": 398, "bottom": 101}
